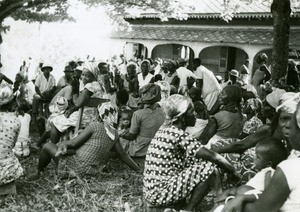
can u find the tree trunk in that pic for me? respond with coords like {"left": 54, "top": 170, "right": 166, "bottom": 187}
{"left": 271, "top": 0, "right": 291, "bottom": 87}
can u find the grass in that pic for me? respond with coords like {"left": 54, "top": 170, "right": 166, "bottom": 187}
{"left": 0, "top": 131, "right": 215, "bottom": 212}
{"left": 0, "top": 130, "right": 144, "bottom": 212}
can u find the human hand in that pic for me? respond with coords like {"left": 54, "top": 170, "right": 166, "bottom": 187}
{"left": 222, "top": 196, "right": 245, "bottom": 212}
{"left": 55, "top": 144, "right": 67, "bottom": 157}
{"left": 64, "top": 108, "right": 74, "bottom": 118}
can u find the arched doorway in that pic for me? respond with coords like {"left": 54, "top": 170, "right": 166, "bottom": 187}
{"left": 199, "top": 46, "right": 248, "bottom": 80}
{"left": 151, "top": 44, "right": 195, "bottom": 62}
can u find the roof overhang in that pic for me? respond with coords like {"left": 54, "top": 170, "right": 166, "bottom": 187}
{"left": 111, "top": 25, "right": 300, "bottom": 47}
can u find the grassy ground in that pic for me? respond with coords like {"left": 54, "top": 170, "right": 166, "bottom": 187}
{"left": 0, "top": 131, "right": 215, "bottom": 212}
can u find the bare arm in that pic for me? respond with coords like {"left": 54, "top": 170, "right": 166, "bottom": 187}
{"left": 63, "top": 125, "right": 93, "bottom": 149}
{"left": 65, "top": 89, "right": 92, "bottom": 116}
{"left": 114, "top": 138, "right": 140, "bottom": 172}
{"left": 196, "top": 147, "right": 236, "bottom": 174}
{"left": 198, "top": 117, "right": 218, "bottom": 144}
{"left": 121, "top": 131, "right": 137, "bottom": 141}
{"left": 2, "top": 74, "right": 13, "bottom": 84}
{"left": 224, "top": 168, "right": 290, "bottom": 212}
{"left": 214, "top": 125, "right": 271, "bottom": 154}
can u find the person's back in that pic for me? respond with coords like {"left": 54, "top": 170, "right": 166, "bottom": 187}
{"left": 214, "top": 110, "right": 245, "bottom": 138}
{"left": 195, "top": 65, "right": 221, "bottom": 98}
{"left": 128, "top": 106, "right": 165, "bottom": 157}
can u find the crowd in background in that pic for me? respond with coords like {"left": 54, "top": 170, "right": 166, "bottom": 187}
{"left": 1, "top": 52, "right": 300, "bottom": 211}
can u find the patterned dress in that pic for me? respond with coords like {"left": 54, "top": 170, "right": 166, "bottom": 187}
{"left": 58, "top": 122, "right": 116, "bottom": 176}
{"left": 143, "top": 126, "right": 215, "bottom": 206}
{"left": 0, "top": 112, "right": 23, "bottom": 185}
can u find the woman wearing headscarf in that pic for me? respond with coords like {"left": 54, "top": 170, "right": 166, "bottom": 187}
{"left": 143, "top": 94, "right": 238, "bottom": 211}
{"left": 222, "top": 99, "right": 300, "bottom": 212}
{"left": 49, "top": 67, "right": 109, "bottom": 144}
{"left": 0, "top": 84, "right": 23, "bottom": 185}
{"left": 30, "top": 102, "right": 140, "bottom": 179}
{"left": 215, "top": 92, "right": 299, "bottom": 156}
{"left": 200, "top": 85, "right": 246, "bottom": 149}
{"left": 120, "top": 83, "right": 165, "bottom": 157}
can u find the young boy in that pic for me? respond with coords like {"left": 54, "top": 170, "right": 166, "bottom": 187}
{"left": 118, "top": 109, "right": 133, "bottom": 152}
{"left": 213, "top": 137, "right": 288, "bottom": 211}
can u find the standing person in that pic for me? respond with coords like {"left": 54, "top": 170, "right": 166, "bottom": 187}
{"left": 239, "top": 59, "right": 250, "bottom": 85}
{"left": 222, "top": 70, "right": 240, "bottom": 88}
{"left": 286, "top": 59, "right": 299, "bottom": 91}
{"left": 251, "top": 53, "right": 271, "bottom": 98}
{"left": 176, "top": 58, "right": 196, "bottom": 88}
{"left": 120, "top": 84, "right": 165, "bottom": 157}
{"left": 193, "top": 58, "right": 222, "bottom": 112}
{"left": 143, "top": 94, "right": 238, "bottom": 211}
{"left": 164, "top": 60, "right": 180, "bottom": 89}
{"left": 0, "top": 84, "right": 23, "bottom": 185}
{"left": 124, "top": 63, "right": 140, "bottom": 110}
{"left": 137, "top": 60, "right": 154, "bottom": 89}
{"left": 32, "top": 63, "right": 56, "bottom": 122}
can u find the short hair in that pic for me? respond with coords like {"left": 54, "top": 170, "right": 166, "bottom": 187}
{"left": 116, "top": 89, "right": 129, "bottom": 105}
{"left": 193, "top": 58, "right": 202, "bottom": 67}
{"left": 256, "top": 138, "right": 288, "bottom": 168}
{"left": 154, "top": 74, "right": 162, "bottom": 82}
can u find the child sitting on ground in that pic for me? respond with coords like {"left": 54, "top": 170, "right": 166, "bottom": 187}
{"left": 118, "top": 109, "right": 133, "bottom": 152}
{"left": 213, "top": 137, "right": 288, "bottom": 212}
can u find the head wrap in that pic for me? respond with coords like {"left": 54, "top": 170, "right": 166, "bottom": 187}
{"left": 98, "top": 102, "right": 118, "bottom": 140}
{"left": 276, "top": 92, "right": 300, "bottom": 114}
{"left": 221, "top": 85, "right": 242, "bottom": 112}
{"left": 155, "top": 81, "right": 170, "bottom": 101}
{"left": 162, "top": 94, "right": 192, "bottom": 125}
{"left": 139, "top": 83, "right": 161, "bottom": 105}
{"left": 222, "top": 85, "right": 242, "bottom": 105}
{"left": 245, "top": 98, "right": 262, "bottom": 114}
{"left": 0, "top": 84, "right": 14, "bottom": 106}
{"left": 266, "top": 88, "right": 286, "bottom": 109}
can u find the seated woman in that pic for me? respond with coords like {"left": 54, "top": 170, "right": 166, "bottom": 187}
{"left": 0, "top": 84, "right": 23, "bottom": 186}
{"left": 214, "top": 92, "right": 298, "bottom": 155}
{"left": 49, "top": 67, "right": 109, "bottom": 144}
{"left": 120, "top": 83, "right": 165, "bottom": 157}
{"left": 143, "top": 94, "right": 238, "bottom": 211}
{"left": 200, "top": 85, "right": 246, "bottom": 149}
{"left": 221, "top": 99, "right": 300, "bottom": 212}
{"left": 30, "top": 103, "right": 140, "bottom": 179}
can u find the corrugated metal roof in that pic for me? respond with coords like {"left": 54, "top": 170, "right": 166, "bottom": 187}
{"left": 125, "top": 0, "right": 300, "bottom": 19}
{"left": 111, "top": 25, "right": 300, "bottom": 47}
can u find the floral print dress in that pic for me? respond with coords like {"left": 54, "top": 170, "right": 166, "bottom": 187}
{"left": 0, "top": 112, "right": 23, "bottom": 185}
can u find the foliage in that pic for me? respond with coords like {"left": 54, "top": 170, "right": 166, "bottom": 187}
{"left": 1, "top": 0, "right": 298, "bottom": 31}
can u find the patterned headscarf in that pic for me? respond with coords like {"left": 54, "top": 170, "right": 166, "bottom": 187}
{"left": 155, "top": 81, "right": 170, "bottom": 101}
{"left": 162, "top": 94, "right": 193, "bottom": 126}
{"left": 0, "top": 84, "right": 14, "bottom": 106}
{"left": 98, "top": 102, "right": 118, "bottom": 140}
{"left": 276, "top": 92, "right": 300, "bottom": 114}
{"left": 245, "top": 98, "right": 262, "bottom": 114}
{"left": 139, "top": 83, "right": 161, "bottom": 105}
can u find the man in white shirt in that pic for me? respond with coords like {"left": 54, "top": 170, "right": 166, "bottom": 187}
{"left": 176, "top": 58, "right": 197, "bottom": 88}
{"left": 193, "top": 58, "right": 221, "bottom": 112}
{"left": 137, "top": 60, "right": 154, "bottom": 88}
{"left": 32, "top": 63, "right": 56, "bottom": 122}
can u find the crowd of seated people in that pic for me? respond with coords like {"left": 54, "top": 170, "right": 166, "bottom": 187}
{"left": 1, "top": 54, "right": 300, "bottom": 211}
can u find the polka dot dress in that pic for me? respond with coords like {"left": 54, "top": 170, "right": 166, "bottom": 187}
{"left": 143, "top": 126, "right": 215, "bottom": 206}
